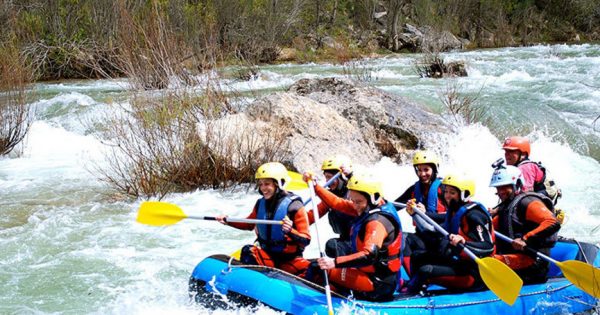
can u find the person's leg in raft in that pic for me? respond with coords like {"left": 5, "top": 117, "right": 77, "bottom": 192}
{"left": 240, "top": 245, "right": 275, "bottom": 267}
{"left": 328, "top": 268, "right": 396, "bottom": 301}
{"left": 278, "top": 256, "right": 312, "bottom": 277}
{"left": 325, "top": 238, "right": 353, "bottom": 258}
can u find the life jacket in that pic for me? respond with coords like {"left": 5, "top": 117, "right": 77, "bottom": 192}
{"left": 518, "top": 160, "right": 560, "bottom": 203}
{"left": 443, "top": 201, "right": 495, "bottom": 258}
{"left": 327, "top": 181, "right": 354, "bottom": 240}
{"left": 350, "top": 202, "right": 403, "bottom": 275}
{"left": 413, "top": 178, "right": 445, "bottom": 214}
{"left": 497, "top": 192, "right": 559, "bottom": 251}
{"left": 256, "top": 194, "right": 300, "bottom": 253}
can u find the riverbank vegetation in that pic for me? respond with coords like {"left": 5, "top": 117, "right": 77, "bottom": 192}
{"left": 0, "top": 38, "right": 33, "bottom": 156}
{"left": 1, "top": 0, "right": 599, "bottom": 82}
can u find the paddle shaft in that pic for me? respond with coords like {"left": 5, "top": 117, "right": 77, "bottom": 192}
{"left": 303, "top": 172, "right": 342, "bottom": 205}
{"left": 494, "top": 231, "right": 557, "bottom": 264}
{"left": 192, "top": 216, "right": 283, "bottom": 225}
{"left": 411, "top": 207, "right": 477, "bottom": 260}
{"left": 392, "top": 201, "right": 407, "bottom": 209}
{"left": 307, "top": 180, "right": 335, "bottom": 315}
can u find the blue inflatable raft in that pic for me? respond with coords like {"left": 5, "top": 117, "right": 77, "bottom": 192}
{"left": 189, "top": 238, "right": 599, "bottom": 314}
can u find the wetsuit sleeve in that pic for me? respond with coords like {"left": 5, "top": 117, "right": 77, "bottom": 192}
{"left": 462, "top": 210, "right": 494, "bottom": 258}
{"left": 315, "top": 184, "right": 356, "bottom": 217}
{"left": 523, "top": 199, "right": 560, "bottom": 242}
{"left": 227, "top": 201, "right": 258, "bottom": 230}
{"left": 305, "top": 198, "right": 329, "bottom": 225}
{"left": 395, "top": 185, "right": 414, "bottom": 204}
{"left": 334, "top": 219, "right": 389, "bottom": 268}
{"left": 285, "top": 200, "right": 311, "bottom": 248}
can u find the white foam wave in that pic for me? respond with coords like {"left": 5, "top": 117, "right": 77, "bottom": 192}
{"left": 0, "top": 121, "right": 105, "bottom": 184}
{"left": 35, "top": 79, "right": 129, "bottom": 92}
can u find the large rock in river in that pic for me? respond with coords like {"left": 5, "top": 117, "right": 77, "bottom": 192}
{"left": 206, "top": 77, "right": 449, "bottom": 172}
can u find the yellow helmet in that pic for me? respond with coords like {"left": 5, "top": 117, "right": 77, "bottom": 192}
{"left": 442, "top": 173, "right": 475, "bottom": 202}
{"left": 347, "top": 172, "right": 383, "bottom": 204}
{"left": 412, "top": 151, "right": 440, "bottom": 169}
{"left": 321, "top": 155, "right": 352, "bottom": 172}
{"left": 255, "top": 162, "right": 291, "bottom": 189}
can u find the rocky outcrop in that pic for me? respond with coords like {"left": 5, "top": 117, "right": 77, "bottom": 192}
{"left": 205, "top": 77, "right": 449, "bottom": 172}
{"left": 399, "top": 24, "right": 466, "bottom": 52}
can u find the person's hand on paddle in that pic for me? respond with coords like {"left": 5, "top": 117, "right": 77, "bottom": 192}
{"left": 215, "top": 215, "right": 228, "bottom": 225}
{"left": 282, "top": 216, "right": 293, "bottom": 233}
{"left": 511, "top": 237, "right": 527, "bottom": 251}
{"left": 449, "top": 233, "right": 466, "bottom": 246}
{"left": 302, "top": 171, "right": 316, "bottom": 184}
{"left": 406, "top": 199, "right": 425, "bottom": 216}
{"left": 317, "top": 256, "right": 335, "bottom": 270}
{"left": 340, "top": 164, "right": 352, "bottom": 179}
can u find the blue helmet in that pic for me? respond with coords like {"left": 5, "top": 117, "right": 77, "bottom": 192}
{"left": 489, "top": 165, "right": 523, "bottom": 192}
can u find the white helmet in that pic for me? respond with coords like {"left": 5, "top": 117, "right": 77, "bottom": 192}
{"left": 489, "top": 165, "right": 523, "bottom": 191}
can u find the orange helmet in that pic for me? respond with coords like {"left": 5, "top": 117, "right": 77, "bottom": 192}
{"left": 502, "top": 136, "right": 530, "bottom": 156}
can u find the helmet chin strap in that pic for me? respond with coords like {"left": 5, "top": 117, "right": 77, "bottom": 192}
{"left": 460, "top": 191, "right": 470, "bottom": 202}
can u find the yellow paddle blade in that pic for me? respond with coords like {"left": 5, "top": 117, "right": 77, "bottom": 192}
{"left": 476, "top": 256, "right": 523, "bottom": 305}
{"left": 231, "top": 249, "right": 241, "bottom": 260}
{"left": 557, "top": 260, "right": 600, "bottom": 298}
{"left": 136, "top": 201, "right": 187, "bottom": 226}
{"left": 286, "top": 171, "right": 309, "bottom": 191}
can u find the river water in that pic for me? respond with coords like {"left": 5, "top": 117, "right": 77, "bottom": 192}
{"left": 1, "top": 44, "right": 599, "bottom": 314}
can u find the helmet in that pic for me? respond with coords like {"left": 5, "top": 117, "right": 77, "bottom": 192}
{"left": 442, "top": 173, "right": 475, "bottom": 202}
{"left": 412, "top": 151, "right": 439, "bottom": 174}
{"left": 489, "top": 165, "right": 523, "bottom": 192}
{"left": 502, "top": 136, "right": 531, "bottom": 156}
{"left": 412, "top": 151, "right": 440, "bottom": 168}
{"left": 321, "top": 155, "right": 352, "bottom": 172}
{"left": 347, "top": 172, "right": 383, "bottom": 205}
{"left": 255, "top": 162, "right": 291, "bottom": 189}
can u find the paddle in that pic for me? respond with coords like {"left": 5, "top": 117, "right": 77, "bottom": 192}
{"left": 287, "top": 171, "right": 309, "bottom": 191}
{"left": 495, "top": 231, "right": 600, "bottom": 298}
{"left": 308, "top": 180, "right": 335, "bottom": 315}
{"left": 400, "top": 202, "right": 523, "bottom": 305}
{"left": 303, "top": 172, "right": 342, "bottom": 205}
{"left": 136, "top": 201, "right": 283, "bottom": 226}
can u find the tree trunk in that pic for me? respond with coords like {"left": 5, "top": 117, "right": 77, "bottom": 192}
{"left": 387, "top": 0, "right": 404, "bottom": 51}
{"left": 329, "top": 0, "right": 339, "bottom": 28}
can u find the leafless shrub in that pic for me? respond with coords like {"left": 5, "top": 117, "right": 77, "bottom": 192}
{"left": 438, "top": 80, "right": 488, "bottom": 127}
{"left": 414, "top": 51, "right": 446, "bottom": 78}
{"left": 414, "top": 51, "right": 467, "bottom": 78}
{"left": 342, "top": 58, "right": 379, "bottom": 83}
{"left": 116, "top": 1, "right": 195, "bottom": 90}
{"left": 96, "top": 83, "right": 291, "bottom": 199}
{"left": 21, "top": 38, "right": 121, "bottom": 80}
{"left": 0, "top": 40, "right": 33, "bottom": 156}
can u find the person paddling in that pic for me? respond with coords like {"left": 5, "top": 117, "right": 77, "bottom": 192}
{"left": 489, "top": 166, "right": 561, "bottom": 284}
{"left": 395, "top": 151, "right": 447, "bottom": 276}
{"left": 216, "top": 162, "right": 311, "bottom": 276}
{"left": 403, "top": 173, "right": 495, "bottom": 294}
{"left": 305, "top": 155, "right": 355, "bottom": 257}
{"left": 500, "top": 136, "right": 561, "bottom": 203}
{"left": 305, "top": 172, "right": 403, "bottom": 302}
